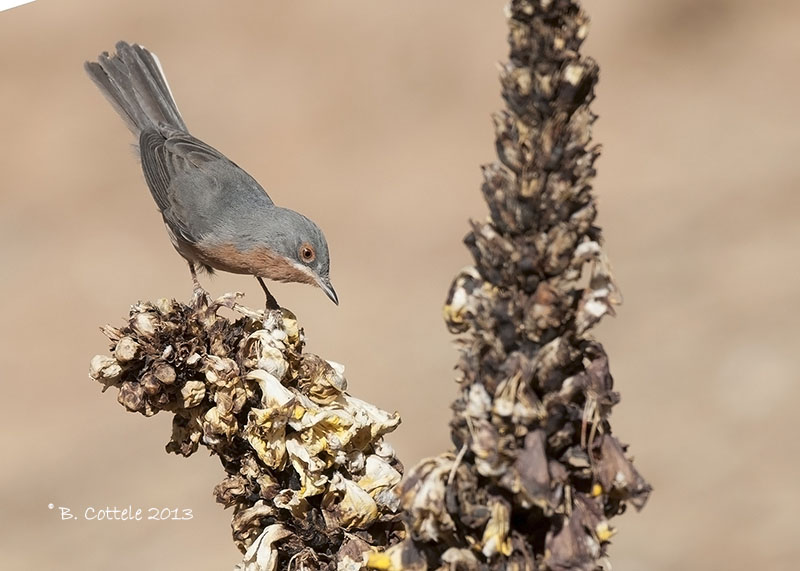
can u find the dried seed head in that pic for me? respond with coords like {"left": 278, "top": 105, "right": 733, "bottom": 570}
{"left": 180, "top": 380, "right": 206, "bottom": 408}
{"left": 153, "top": 362, "right": 176, "bottom": 385}
{"left": 131, "top": 311, "right": 158, "bottom": 337}
{"left": 89, "top": 354, "right": 121, "bottom": 386}
{"left": 90, "top": 293, "right": 403, "bottom": 564}
{"left": 391, "top": 1, "right": 650, "bottom": 568}
{"left": 113, "top": 336, "right": 140, "bottom": 362}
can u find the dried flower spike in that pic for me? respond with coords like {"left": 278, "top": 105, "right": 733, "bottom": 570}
{"left": 90, "top": 293, "right": 404, "bottom": 567}
{"left": 379, "top": 1, "right": 651, "bottom": 569}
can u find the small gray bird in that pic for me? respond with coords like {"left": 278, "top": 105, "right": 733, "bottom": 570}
{"left": 85, "top": 41, "right": 337, "bottom": 309}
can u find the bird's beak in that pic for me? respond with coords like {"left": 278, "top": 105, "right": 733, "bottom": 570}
{"left": 318, "top": 277, "right": 338, "bottom": 305}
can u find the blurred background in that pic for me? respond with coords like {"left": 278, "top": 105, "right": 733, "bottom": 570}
{"left": 1, "top": 0, "right": 798, "bottom": 569}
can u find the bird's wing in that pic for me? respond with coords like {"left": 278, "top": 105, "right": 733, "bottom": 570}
{"left": 139, "top": 128, "right": 275, "bottom": 246}
{"left": 139, "top": 129, "right": 225, "bottom": 205}
{"left": 139, "top": 129, "right": 228, "bottom": 244}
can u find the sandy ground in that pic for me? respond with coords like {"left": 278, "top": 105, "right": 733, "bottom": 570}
{"left": 1, "top": 1, "right": 798, "bottom": 569}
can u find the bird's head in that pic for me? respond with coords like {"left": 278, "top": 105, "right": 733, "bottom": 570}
{"left": 255, "top": 209, "right": 337, "bottom": 305}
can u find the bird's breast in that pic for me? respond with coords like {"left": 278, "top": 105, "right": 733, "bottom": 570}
{"left": 193, "top": 242, "right": 317, "bottom": 285}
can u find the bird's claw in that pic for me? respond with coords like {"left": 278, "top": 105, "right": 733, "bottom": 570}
{"left": 192, "top": 286, "right": 211, "bottom": 309}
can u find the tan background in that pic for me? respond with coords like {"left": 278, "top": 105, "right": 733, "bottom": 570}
{"left": 1, "top": 1, "right": 798, "bottom": 569}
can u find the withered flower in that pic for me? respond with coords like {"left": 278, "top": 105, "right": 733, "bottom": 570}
{"left": 385, "top": 0, "right": 650, "bottom": 568}
{"left": 90, "top": 293, "right": 404, "bottom": 565}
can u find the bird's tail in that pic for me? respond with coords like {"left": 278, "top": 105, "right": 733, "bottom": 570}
{"left": 85, "top": 41, "right": 188, "bottom": 135}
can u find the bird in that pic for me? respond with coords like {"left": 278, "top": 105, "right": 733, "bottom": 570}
{"left": 84, "top": 41, "right": 337, "bottom": 310}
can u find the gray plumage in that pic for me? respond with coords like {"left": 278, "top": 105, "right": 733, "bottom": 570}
{"left": 85, "top": 41, "right": 336, "bottom": 306}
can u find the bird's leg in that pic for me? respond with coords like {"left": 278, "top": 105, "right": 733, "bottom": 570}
{"left": 189, "top": 262, "right": 210, "bottom": 306}
{"left": 257, "top": 277, "right": 280, "bottom": 311}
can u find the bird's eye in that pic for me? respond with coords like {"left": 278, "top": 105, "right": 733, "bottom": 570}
{"left": 300, "top": 244, "right": 316, "bottom": 263}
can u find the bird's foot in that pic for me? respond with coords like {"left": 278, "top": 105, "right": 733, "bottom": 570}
{"left": 256, "top": 277, "right": 281, "bottom": 312}
{"left": 192, "top": 285, "right": 211, "bottom": 309}
{"left": 261, "top": 298, "right": 281, "bottom": 328}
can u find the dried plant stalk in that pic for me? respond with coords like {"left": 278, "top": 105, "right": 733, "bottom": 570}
{"left": 370, "top": 1, "right": 651, "bottom": 569}
{"left": 90, "top": 293, "right": 404, "bottom": 569}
